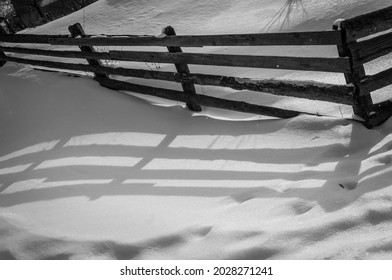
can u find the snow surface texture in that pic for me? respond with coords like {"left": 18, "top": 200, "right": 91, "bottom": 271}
{"left": 1, "top": 0, "right": 392, "bottom": 259}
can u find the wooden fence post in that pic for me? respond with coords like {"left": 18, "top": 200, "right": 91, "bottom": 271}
{"left": 162, "top": 26, "right": 202, "bottom": 112}
{"left": 68, "top": 23, "right": 107, "bottom": 79}
{"left": 333, "top": 20, "right": 373, "bottom": 125}
{"left": 0, "top": 24, "right": 8, "bottom": 67}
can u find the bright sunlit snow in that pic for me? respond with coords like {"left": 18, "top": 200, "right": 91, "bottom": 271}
{"left": 1, "top": 0, "right": 392, "bottom": 260}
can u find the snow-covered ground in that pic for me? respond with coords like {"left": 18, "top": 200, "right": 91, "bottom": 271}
{"left": 1, "top": 0, "right": 392, "bottom": 259}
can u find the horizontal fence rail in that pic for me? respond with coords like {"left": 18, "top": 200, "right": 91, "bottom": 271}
{"left": 0, "top": 55, "right": 355, "bottom": 105}
{"left": 97, "top": 77, "right": 308, "bottom": 119}
{"left": 341, "top": 5, "right": 392, "bottom": 40}
{"left": 1, "top": 5, "right": 392, "bottom": 128}
{"left": 359, "top": 67, "right": 392, "bottom": 94}
{"left": 0, "top": 31, "right": 343, "bottom": 47}
{"left": 349, "top": 31, "right": 392, "bottom": 66}
{"left": 49, "top": 31, "right": 343, "bottom": 47}
{"left": 0, "top": 34, "right": 70, "bottom": 44}
{"left": 0, "top": 46, "right": 351, "bottom": 73}
{"left": 111, "top": 51, "right": 351, "bottom": 73}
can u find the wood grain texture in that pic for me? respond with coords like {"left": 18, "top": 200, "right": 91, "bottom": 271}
{"left": 96, "top": 77, "right": 309, "bottom": 119}
{"left": 341, "top": 5, "right": 392, "bottom": 40}
{"left": 47, "top": 31, "right": 342, "bottom": 47}
{"left": 68, "top": 23, "right": 107, "bottom": 79}
{"left": 360, "top": 67, "right": 392, "bottom": 93}
{"left": 0, "top": 54, "right": 354, "bottom": 105}
{"left": 335, "top": 22, "right": 373, "bottom": 121}
{"left": 0, "top": 45, "right": 350, "bottom": 73}
{"left": 110, "top": 51, "right": 351, "bottom": 73}
{"left": 0, "top": 34, "right": 70, "bottom": 44}
{"left": 349, "top": 31, "right": 392, "bottom": 65}
{"left": 163, "top": 26, "right": 201, "bottom": 112}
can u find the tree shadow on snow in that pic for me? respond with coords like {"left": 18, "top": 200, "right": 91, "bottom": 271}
{"left": 263, "top": 0, "right": 307, "bottom": 32}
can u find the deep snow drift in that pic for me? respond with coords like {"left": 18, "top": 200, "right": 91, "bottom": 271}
{"left": 1, "top": 0, "right": 392, "bottom": 259}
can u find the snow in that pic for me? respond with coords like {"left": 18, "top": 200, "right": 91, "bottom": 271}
{"left": 1, "top": 0, "right": 392, "bottom": 260}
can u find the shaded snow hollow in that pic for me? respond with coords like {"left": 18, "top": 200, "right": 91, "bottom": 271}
{"left": 1, "top": 0, "right": 392, "bottom": 259}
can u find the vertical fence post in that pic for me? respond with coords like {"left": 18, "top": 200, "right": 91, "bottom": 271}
{"left": 333, "top": 20, "right": 373, "bottom": 126}
{"left": 68, "top": 23, "right": 107, "bottom": 79}
{"left": 162, "top": 26, "right": 202, "bottom": 112}
{"left": 0, "top": 24, "right": 8, "bottom": 67}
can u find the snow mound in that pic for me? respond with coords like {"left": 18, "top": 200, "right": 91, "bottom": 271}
{"left": 1, "top": 63, "right": 392, "bottom": 259}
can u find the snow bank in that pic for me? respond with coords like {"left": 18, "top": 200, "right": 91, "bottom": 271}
{"left": 27, "top": 0, "right": 392, "bottom": 35}
{"left": 1, "top": 62, "right": 392, "bottom": 259}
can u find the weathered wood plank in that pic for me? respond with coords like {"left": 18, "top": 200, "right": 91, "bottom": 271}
{"left": 0, "top": 34, "right": 70, "bottom": 44}
{"left": 96, "top": 78, "right": 308, "bottom": 119}
{"left": 0, "top": 54, "right": 354, "bottom": 105}
{"left": 334, "top": 21, "right": 373, "bottom": 120}
{"left": 193, "top": 75, "right": 354, "bottom": 105}
{"left": 163, "top": 26, "right": 201, "bottom": 112}
{"left": 0, "top": 26, "right": 7, "bottom": 67}
{"left": 0, "top": 45, "right": 108, "bottom": 59}
{"left": 0, "top": 55, "right": 177, "bottom": 80}
{"left": 0, "top": 45, "right": 350, "bottom": 73}
{"left": 110, "top": 51, "right": 351, "bottom": 73}
{"left": 47, "top": 31, "right": 342, "bottom": 47}
{"left": 371, "top": 99, "right": 392, "bottom": 112}
{"left": 341, "top": 5, "right": 392, "bottom": 40}
{"left": 68, "top": 23, "right": 107, "bottom": 79}
{"left": 349, "top": 31, "right": 392, "bottom": 65}
{"left": 360, "top": 67, "right": 392, "bottom": 93}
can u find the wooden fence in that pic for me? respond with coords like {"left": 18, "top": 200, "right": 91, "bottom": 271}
{"left": 1, "top": 5, "right": 392, "bottom": 128}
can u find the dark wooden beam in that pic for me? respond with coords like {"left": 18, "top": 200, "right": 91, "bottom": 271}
{"left": 341, "top": 5, "right": 392, "bottom": 40}
{"left": 47, "top": 31, "right": 343, "bottom": 47}
{"left": 96, "top": 77, "right": 310, "bottom": 119}
{"left": 0, "top": 54, "right": 354, "bottom": 105}
{"left": 163, "top": 26, "right": 201, "bottom": 112}
{"left": 349, "top": 31, "right": 392, "bottom": 66}
{"left": 110, "top": 51, "right": 351, "bottom": 73}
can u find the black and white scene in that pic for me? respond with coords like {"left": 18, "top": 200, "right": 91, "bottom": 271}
{"left": 1, "top": 0, "right": 392, "bottom": 260}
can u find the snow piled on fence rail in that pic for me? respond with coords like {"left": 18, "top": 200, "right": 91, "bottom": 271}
{"left": 1, "top": 0, "right": 392, "bottom": 259}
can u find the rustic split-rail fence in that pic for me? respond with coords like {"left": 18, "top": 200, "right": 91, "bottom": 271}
{"left": 1, "top": 6, "right": 392, "bottom": 128}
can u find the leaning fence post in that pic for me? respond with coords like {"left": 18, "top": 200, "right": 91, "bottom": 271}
{"left": 162, "top": 26, "right": 202, "bottom": 112}
{"left": 68, "top": 23, "right": 107, "bottom": 79}
{"left": 333, "top": 19, "right": 373, "bottom": 125}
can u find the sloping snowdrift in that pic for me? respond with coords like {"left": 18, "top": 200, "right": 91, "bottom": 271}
{"left": 1, "top": 0, "right": 392, "bottom": 259}
{"left": 26, "top": 0, "right": 392, "bottom": 35}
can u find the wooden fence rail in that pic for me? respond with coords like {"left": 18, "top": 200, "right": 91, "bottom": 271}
{"left": 97, "top": 77, "right": 306, "bottom": 119}
{"left": 349, "top": 31, "right": 392, "bottom": 65}
{"left": 341, "top": 5, "right": 392, "bottom": 40}
{"left": 1, "top": 31, "right": 342, "bottom": 46}
{"left": 0, "top": 31, "right": 342, "bottom": 46}
{"left": 0, "top": 45, "right": 351, "bottom": 73}
{"left": 0, "top": 51, "right": 355, "bottom": 105}
{"left": 1, "top": 5, "right": 392, "bottom": 128}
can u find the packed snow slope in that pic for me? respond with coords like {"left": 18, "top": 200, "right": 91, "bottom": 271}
{"left": 26, "top": 0, "right": 392, "bottom": 35}
{"left": 1, "top": 0, "right": 392, "bottom": 259}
